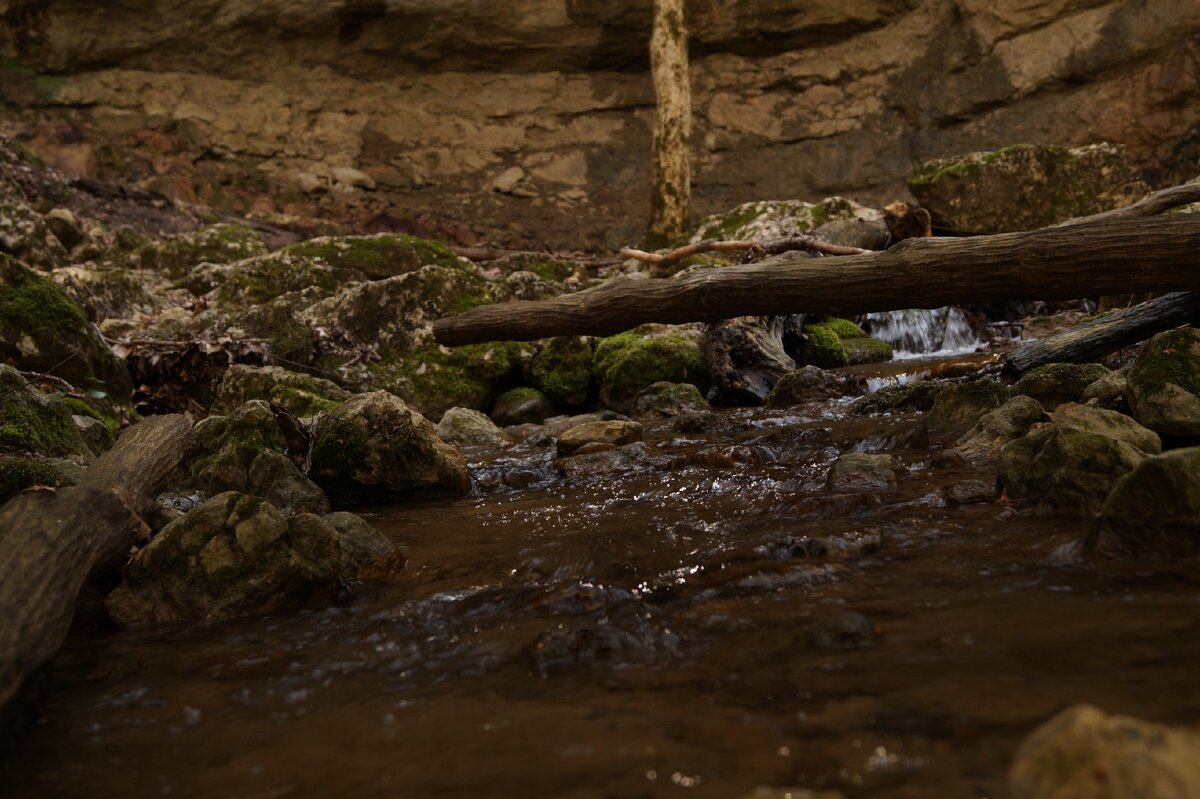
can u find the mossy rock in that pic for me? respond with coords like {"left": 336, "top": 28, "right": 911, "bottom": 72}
{"left": 208, "top": 252, "right": 360, "bottom": 309}
{"left": 841, "top": 337, "right": 893, "bottom": 366}
{"left": 0, "top": 199, "right": 67, "bottom": 270}
{"left": 1012, "top": 362, "right": 1111, "bottom": 410}
{"left": 688, "top": 197, "right": 876, "bottom": 243}
{"left": 1124, "top": 327, "right": 1200, "bottom": 437}
{"left": 213, "top": 364, "right": 350, "bottom": 417}
{"left": 0, "top": 453, "right": 82, "bottom": 503}
{"left": 923, "top": 380, "right": 1011, "bottom": 444}
{"left": 0, "top": 254, "right": 133, "bottom": 400}
{"left": 855, "top": 379, "right": 949, "bottom": 415}
{"left": 491, "top": 387, "right": 556, "bottom": 425}
{"left": 486, "top": 253, "right": 578, "bottom": 282}
{"left": 815, "top": 318, "right": 866, "bottom": 339}
{"left": 593, "top": 324, "right": 710, "bottom": 412}
{"left": 133, "top": 224, "right": 268, "bottom": 278}
{"left": 530, "top": 335, "right": 593, "bottom": 408}
{"left": 631, "top": 381, "right": 711, "bottom": 420}
{"left": 371, "top": 341, "right": 533, "bottom": 420}
{"left": 283, "top": 233, "right": 461, "bottom": 280}
{"left": 1086, "top": 447, "right": 1200, "bottom": 559}
{"left": 0, "top": 364, "right": 90, "bottom": 458}
{"left": 801, "top": 325, "right": 849, "bottom": 369}
{"left": 51, "top": 266, "right": 165, "bottom": 321}
{"left": 436, "top": 407, "right": 511, "bottom": 445}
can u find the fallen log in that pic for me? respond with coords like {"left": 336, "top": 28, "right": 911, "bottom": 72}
{"left": 433, "top": 214, "right": 1200, "bottom": 346}
{"left": 620, "top": 234, "right": 871, "bottom": 269}
{"left": 0, "top": 414, "right": 193, "bottom": 739}
{"left": 1004, "top": 292, "right": 1200, "bottom": 376}
{"left": 1056, "top": 180, "right": 1200, "bottom": 226}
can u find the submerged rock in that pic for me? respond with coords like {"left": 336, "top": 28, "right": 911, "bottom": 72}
{"left": 1010, "top": 704, "right": 1200, "bottom": 799}
{"left": 951, "top": 396, "right": 1047, "bottom": 465}
{"left": 593, "top": 324, "right": 709, "bottom": 412}
{"left": 556, "top": 420, "right": 643, "bottom": 457}
{"left": 998, "top": 403, "right": 1161, "bottom": 515}
{"left": 105, "top": 492, "right": 403, "bottom": 625}
{"left": 922, "top": 380, "right": 1011, "bottom": 444}
{"left": 436, "top": 407, "right": 511, "bottom": 445}
{"left": 767, "top": 365, "right": 866, "bottom": 407}
{"left": 632, "top": 381, "right": 711, "bottom": 420}
{"left": 490, "top": 387, "right": 555, "bottom": 425}
{"left": 1123, "top": 327, "right": 1200, "bottom": 438}
{"left": 213, "top": 364, "right": 351, "bottom": 417}
{"left": 826, "top": 452, "right": 903, "bottom": 493}
{"left": 1086, "top": 447, "right": 1200, "bottom": 560}
{"left": 909, "top": 143, "right": 1147, "bottom": 233}
{"left": 310, "top": 391, "right": 470, "bottom": 505}
{"left": 1012, "top": 362, "right": 1111, "bottom": 410}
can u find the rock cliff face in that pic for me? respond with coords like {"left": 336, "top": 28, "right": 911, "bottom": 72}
{"left": 1, "top": 0, "right": 1198, "bottom": 248}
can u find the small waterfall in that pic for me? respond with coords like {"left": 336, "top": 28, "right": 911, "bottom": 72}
{"left": 861, "top": 307, "right": 981, "bottom": 359}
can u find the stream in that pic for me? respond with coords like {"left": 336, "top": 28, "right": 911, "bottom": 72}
{"left": 4, "top": 313, "right": 1200, "bottom": 799}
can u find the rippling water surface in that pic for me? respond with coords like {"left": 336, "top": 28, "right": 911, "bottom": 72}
{"left": 5, "top": 390, "right": 1200, "bottom": 799}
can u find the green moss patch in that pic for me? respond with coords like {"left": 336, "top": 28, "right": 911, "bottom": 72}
{"left": 283, "top": 234, "right": 460, "bottom": 280}
{"left": 594, "top": 325, "right": 710, "bottom": 411}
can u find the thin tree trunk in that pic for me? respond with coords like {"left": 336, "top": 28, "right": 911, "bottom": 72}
{"left": 432, "top": 214, "right": 1200, "bottom": 346}
{"left": 648, "top": 0, "right": 691, "bottom": 245}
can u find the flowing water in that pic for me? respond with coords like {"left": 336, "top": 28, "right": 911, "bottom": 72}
{"left": 861, "top": 309, "right": 981, "bottom": 359}
{"left": 5, "top": 364, "right": 1200, "bottom": 799}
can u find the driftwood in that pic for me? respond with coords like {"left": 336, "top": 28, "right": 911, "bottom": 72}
{"left": 0, "top": 414, "right": 193, "bottom": 737}
{"left": 621, "top": 234, "right": 871, "bottom": 269}
{"left": 1056, "top": 181, "right": 1200, "bottom": 226}
{"left": 433, "top": 214, "right": 1200, "bottom": 346}
{"left": 1004, "top": 292, "right": 1200, "bottom": 376}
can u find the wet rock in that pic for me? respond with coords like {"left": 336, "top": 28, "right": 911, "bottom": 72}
{"left": 310, "top": 391, "right": 470, "bottom": 504}
{"left": 556, "top": 419, "right": 643, "bottom": 457}
{"left": 0, "top": 199, "right": 67, "bottom": 269}
{"left": 768, "top": 530, "right": 881, "bottom": 560}
{"left": 436, "top": 407, "right": 511, "bottom": 445}
{"left": 529, "top": 335, "right": 593, "bottom": 408}
{"left": 632, "top": 381, "right": 711, "bottom": 420}
{"left": 800, "top": 323, "right": 848, "bottom": 368}
{"left": 1012, "top": 362, "right": 1111, "bottom": 410}
{"left": 1123, "top": 327, "right": 1200, "bottom": 438}
{"left": 322, "top": 511, "right": 406, "bottom": 578}
{"left": 281, "top": 233, "right": 460, "bottom": 280}
{"left": 213, "top": 364, "right": 351, "bottom": 417}
{"left": 826, "top": 452, "right": 903, "bottom": 493}
{"left": 185, "top": 400, "right": 328, "bottom": 516}
{"left": 922, "top": 380, "right": 1011, "bottom": 445}
{"left": 841, "top": 336, "right": 893, "bottom": 365}
{"left": 1086, "top": 447, "right": 1200, "bottom": 560}
{"left": 998, "top": 403, "right": 1161, "bottom": 515}
{"left": 943, "top": 480, "right": 997, "bottom": 505}
{"left": 1081, "top": 367, "right": 1129, "bottom": 408}
{"left": 808, "top": 609, "right": 875, "bottom": 651}
{"left": 104, "top": 492, "right": 403, "bottom": 625}
{"left": 544, "top": 411, "right": 627, "bottom": 437}
{"left": 950, "top": 396, "right": 1047, "bottom": 465}
{"left": 909, "top": 143, "right": 1148, "bottom": 233}
{"left": 704, "top": 316, "right": 795, "bottom": 405}
{"left": 767, "top": 365, "right": 866, "bottom": 407}
{"left": 855, "top": 379, "right": 949, "bottom": 415}
{"left": 593, "top": 324, "right": 709, "bottom": 413}
{"left": 672, "top": 409, "right": 720, "bottom": 434}
{"left": 0, "top": 254, "right": 134, "bottom": 400}
{"left": 572, "top": 441, "right": 616, "bottom": 455}
{"left": 490, "top": 387, "right": 556, "bottom": 425}
{"left": 1010, "top": 704, "right": 1200, "bottom": 799}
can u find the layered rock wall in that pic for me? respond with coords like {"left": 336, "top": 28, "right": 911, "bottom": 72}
{"left": 2, "top": 0, "right": 1198, "bottom": 248}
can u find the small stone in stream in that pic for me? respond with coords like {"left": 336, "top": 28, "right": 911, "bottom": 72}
{"left": 672, "top": 409, "right": 718, "bottom": 434}
{"left": 556, "top": 420, "right": 643, "bottom": 457}
{"left": 950, "top": 395, "right": 1047, "bottom": 465}
{"left": 572, "top": 441, "right": 616, "bottom": 455}
{"left": 767, "top": 365, "right": 866, "bottom": 407}
{"left": 1123, "top": 327, "right": 1200, "bottom": 438}
{"left": 543, "top": 411, "right": 627, "bottom": 437}
{"left": 768, "top": 530, "right": 881, "bottom": 560}
{"left": 826, "top": 452, "right": 902, "bottom": 493}
{"left": 1080, "top": 367, "right": 1128, "bottom": 409}
{"left": 632, "top": 381, "right": 711, "bottom": 419}
{"left": 943, "top": 480, "right": 996, "bottom": 505}
{"left": 1010, "top": 704, "right": 1200, "bottom": 799}
{"left": 1085, "top": 447, "right": 1200, "bottom": 560}
{"left": 808, "top": 609, "right": 875, "bottom": 651}
{"left": 1012, "top": 362, "right": 1111, "bottom": 410}
{"left": 490, "top": 387, "right": 556, "bottom": 425}
{"left": 855, "top": 379, "right": 949, "bottom": 415}
{"left": 436, "top": 407, "right": 511, "bottom": 445}
{"left": 922, "top": 380, "right": 1011, "bottom": 444}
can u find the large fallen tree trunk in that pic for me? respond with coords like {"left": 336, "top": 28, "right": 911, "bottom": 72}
{"left": 433, "top": 215, "right": 1200, "bottom": 346}
{"left": 0, "top": 414, "right": 193, "bottom": 739}
{"left": 1004, "top": 292, "right": 1200, "bottom": 376}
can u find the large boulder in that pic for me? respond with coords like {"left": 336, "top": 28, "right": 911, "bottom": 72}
{"left": 1010, "top": 704, "right": 1200, "bottom": 799}
{"left": 1086, "top": 447, "right": 1200, "bottom": 560}
{"left": 0, "top": 254, "right": 133, "bottom": 400}
{"left": 529, "top": 335, "right": 593, "bottom": 408}
{"left": 1123, "top": 327, "right": 1200, "bottom": 438}
{"left": 310, "top": 391, "right": 470, "bottom": 504}
{"left": 104, "top": 492, "right": 403, "bottom": 625}
{"left": 909, "top": 143, "right": 1148, "bottom": 233}
{"left": 998, "top": 403, "right": 1161, "bottom": 515}
{"left": 213, "top": 364, "right": 351, "bottom": 417}
{"left": 1012, "top": 362, "right": 1111, "bottom": 410}
{"left": 435, "top": 407, "right": 511, "bottom": 445}
{"left": 922, "top": 380, "right": 1011, "bottom": 444}
{"left": 594, "top": 324, "right": 710, "bottom": 412}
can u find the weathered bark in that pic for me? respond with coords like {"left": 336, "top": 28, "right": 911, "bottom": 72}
{"left": 1056, "top": 181, "right": 1200, "bottom": 226}
{"left": 621, "top": 234, "right": 870, "bottom": 269}
{"left": 1004, "top": 292, "right": 1200, "bottom": 376}
{"left": 433, "top": 214, "right": 1200, "bottom": 346}
{"left": 648, "top": 0, "right": 691, "bottom": 244}
{"left": 0, "top": 414, "right": 193, "bottom": 737}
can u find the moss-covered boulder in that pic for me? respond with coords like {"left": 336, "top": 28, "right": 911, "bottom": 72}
{"left": 104, "top": 492, "right": 403, "bottom": 625}
{"left": 530, "top": 335, "right": 593, "bottom": 408}
{"left": 487, "top": 253, "right": 578, "bottom": 283}
{"left": 800, "top": 324, "right": 849, "bottom": 368}
{"left": 213, "top": 364, "right": 350, "bottom": 417}
{"left": 950, "top": 396, "right": 1047, "bottom": 465}
{"left": 282, "top": 233, "right": 460, "bottom": 280}
{"left": 491, "top": 387, "right": 555, "bottom": 425}
{"left": 208, "top": 251, "right": 362, "bottom": 310}
{"left": 1012, "top": 362, "right": 1111, "bottom": 410}
{"left": 908, "top": 143, "right": 1147, "bottom": 233}
{"left": 0, "top": 255, "right": 133, "bottom": 400}
{"left": 185, "top": 400, "right": 328, "bottom": 516}
{"left": 132, "top": 223, "right": 268, "bottom": 278}
{"left": 1086, "top": 447, "right": 1200, "bottom": 560}
{"left": 435, "top": 407, "right": 511, "bottom": 446}
{"left": 0, "top": 199, "right": 67, "bottom": 270}
{"left": 922, "top": 380, "right": 1011, "bottom": 444}
{"left": 998, "top": 403, "right": 1161, "bottom": 515}
{"left": 310, "top": 391, "right": 470, "bottom": 505}
{"left": 1124, "top": 327, "right": 1200, "bottom": 438}
{"left": 841, "top": 337, "right": 893, "bottom": 366}
{"left": 1010, "top": 705, "right": 1200, "bottom": 799}
{"left": 689, "top": 197, "right": 882, "bottom": 243}
{"left": 632, "top": 381, "right": 711, "bottom": 420}
{"left": 0, "top": 364, "right": 89, "bottom": 458}
{"left": 594, "top": 324, "right": 710, "bottom": 413}
{"left": 371, "top": 341, "right": 533, "bottom": 420}
{"left": 51, "top": 266, "right": 168, "bottom": 320}
{"left": 0, "top": 453, "right": 82, "bottom": 503}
